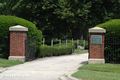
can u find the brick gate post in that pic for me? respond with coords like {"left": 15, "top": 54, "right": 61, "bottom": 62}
{"left": 9, "top": 25, "right": 28, "bottom": 62}
{"left": 88, "top": 27, "right": 106, "bottom": 64}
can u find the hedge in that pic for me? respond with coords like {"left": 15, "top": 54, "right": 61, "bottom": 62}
{"left": 39, "top": 44, "right": 75, "bottom": 57}
{"left": 0, "top": 15, "right": 42, "bottom": 58}
{"left": 96, "top": 19, "right": 120, "bottom": 63}
{"left": 96, "top": 19, "right": 120, "bottom": 39}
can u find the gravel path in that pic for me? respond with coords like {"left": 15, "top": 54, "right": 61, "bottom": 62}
{"left": 0, "top": 53, "right": 88, "bottom": 80}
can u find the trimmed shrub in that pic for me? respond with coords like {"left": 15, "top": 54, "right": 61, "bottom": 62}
{"left": 96, "top": 19, "right": 120, "bottom": 63}
{"left": 35, "top": 30, "right": 42, "bottom": 57}
{"left": 0, "top": 15, "right": 42, "bottom": 58}
{"left": 96, "top": 19, "right": 120, "bottom": 39}
{"left": 39, "top": 44, "right": 75, "bottom": 57}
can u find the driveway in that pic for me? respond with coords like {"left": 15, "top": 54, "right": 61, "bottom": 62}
{"left": 0, "top": 53, "right": 88, "bottom": 80}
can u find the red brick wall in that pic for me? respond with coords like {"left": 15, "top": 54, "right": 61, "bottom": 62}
{"left": 10, "top": 32, "right": 27, "bottom": 56}
{"left": 89, "top": 33, "right": 105, "bottom": 59}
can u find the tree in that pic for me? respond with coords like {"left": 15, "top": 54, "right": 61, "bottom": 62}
{"left": 3, "top": 0, "right": 120, "bottom": 40}
{"left": 11, "top": 0, "right": 92, "bottom": 39}
{"left": 0, "top": 0, "right": 19, "bottom": 15}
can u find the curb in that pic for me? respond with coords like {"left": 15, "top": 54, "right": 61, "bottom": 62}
{"left": 59, "top": 75, "right": 82, "bottom": 80}
{"left": 67, "top": 75, "right": 82, "bottom": 80}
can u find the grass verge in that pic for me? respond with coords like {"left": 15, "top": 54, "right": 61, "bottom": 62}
{"left": 0, "top": 58, "right": 23, "bottom": 67}
{"left": 72, "top": 64, "right": 120, "bottom": 80}
{"left": 74, "top": 49, "right": 88, "bottom": 54}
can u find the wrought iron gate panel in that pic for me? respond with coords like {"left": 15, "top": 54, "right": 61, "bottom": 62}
{"left": 25, "top": 36, "right": 36, "bottom": 61}
{"left": 0, "top": 39, "right": 9, "bottom": 59}
{"left": 104, "top": 39, "right": 120, "bottom": 63}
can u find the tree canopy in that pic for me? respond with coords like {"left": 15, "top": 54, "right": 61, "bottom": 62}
{"left": 0, "top": 0, "right": 120, "bottom": 40}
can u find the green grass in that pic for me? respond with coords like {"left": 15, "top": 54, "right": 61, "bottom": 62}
{"left": 0, "top": 58, "right": 23, "bottom": 67}
{"left": 72, "top": 64, "right": 120, "bottom": 80}
{"left": 74, "top": 49, "right": 88, "bottom": 54}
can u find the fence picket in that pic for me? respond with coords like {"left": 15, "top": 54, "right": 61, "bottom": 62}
{"left": 51, "top": 39, "right": 53, "bottom": 47}
{"left": 43, "top": 38, "right": 45, "bottom": 46}
{"left": 59, "top": 39, "right": 61, "bottom": 48}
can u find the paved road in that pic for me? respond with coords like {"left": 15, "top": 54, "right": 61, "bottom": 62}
{"left": 0, "top": 53, "right": 88, "bottom": 80}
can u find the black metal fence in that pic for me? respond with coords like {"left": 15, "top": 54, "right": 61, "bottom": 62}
{"left": 0, "top": 39, "right": 9, "bottom": 59}
{"left": 25, "top": 36, "right": 36, "bottom": 61}
{"left": 104, "top": 39, "right": 120, "bottom": 63}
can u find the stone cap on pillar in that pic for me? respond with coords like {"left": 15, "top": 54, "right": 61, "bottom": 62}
{"left": 9, "top": 25, "right": 28, "bottom": 31}
{"left": 89, "top": 27, "right": 106, "bottom": 33}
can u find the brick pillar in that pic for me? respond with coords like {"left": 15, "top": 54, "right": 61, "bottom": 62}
{"left": 88, "top": 27, "right": 106, "bottom": 64}
{"left": 9, "top": 25, "right": 28, "bottom": 62}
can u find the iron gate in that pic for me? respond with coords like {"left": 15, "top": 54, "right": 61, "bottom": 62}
{"left": 25, "top": 36, "right": 36, "bottom": 61}
{"left": 104, "top": 39, "right": 120, "bottom": 63}
{"left": 0, "top": 39, "right": 9, "bottom": 59}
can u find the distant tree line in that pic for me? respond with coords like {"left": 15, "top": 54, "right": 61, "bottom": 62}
{"left": 0, "top": 0, "right": 120, "bottom": 40}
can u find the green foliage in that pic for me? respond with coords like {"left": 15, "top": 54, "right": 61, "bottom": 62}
{"left": 11, "top": 0, "right": 92, "bottom": 39}
{"left": 39, "top": 44, "right": 74, "bottom": 57}
{"left": 0, "top": 0, "right": 19, "bottom": 15}
{"left": 2, "top": 0, "right": 120, "bottom": 40}
{"left": 0, "top": 15, "right": 42, "bottom": 58}
{"left": 0, "top": 15, "right": 36, "bottom": 39}
{"left": 96, "top": 19, "right": 120, "bottom": 39}
{"left": 53, "top": 40, "right": 59, "bottom": 44}
{"left": 104, "top": 43, "right": 120, "bottom": 63}
{"left": 36, "top": 30, "right": 42, "bottom": 56}
{"left": 44, "top": 39, "right": 59, "bottom": 45}
{"left": 96, "top": 19, "right": 120, "bottom": 63}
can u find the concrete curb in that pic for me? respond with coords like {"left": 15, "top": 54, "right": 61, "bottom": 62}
{"left": 67, "top": 75, "right": 82, "bottom": 80}
{"left": 59, "top": 75, "right": 82, "bottom": 80}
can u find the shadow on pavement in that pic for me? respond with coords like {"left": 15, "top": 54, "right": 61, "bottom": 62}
{"left": 80, "top": 61, "right": 88, "bottom": 64}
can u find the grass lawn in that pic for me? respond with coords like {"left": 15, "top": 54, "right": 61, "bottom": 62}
{"left": 74, "top": 49, "right": 88, "bottom": 54}
{"left": 72, "top": 64, "right": 120, "bottom": 80}
{"left": 0, "top": 58, "right": 23, "bottom": 67}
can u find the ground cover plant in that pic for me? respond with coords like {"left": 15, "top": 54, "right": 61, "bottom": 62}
{"left": 0, "top": 58, "right": 23, "bottom": 67}
{"left": 72, "top": 64, "right": 120, "bottom": 80}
